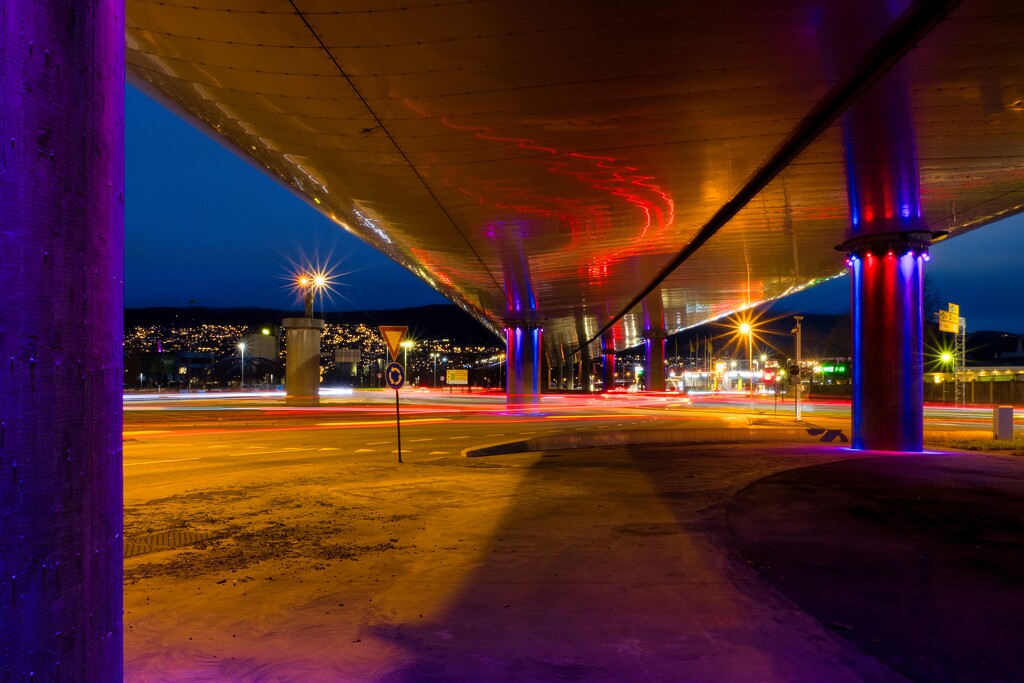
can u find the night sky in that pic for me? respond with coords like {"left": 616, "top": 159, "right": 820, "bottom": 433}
{"left": 126, "top": 84, "right": 1024, "bottom": 333}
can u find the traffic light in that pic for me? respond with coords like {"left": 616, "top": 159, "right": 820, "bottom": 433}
{"left": 789, "top": 364, "right": 800, "bottom": 376}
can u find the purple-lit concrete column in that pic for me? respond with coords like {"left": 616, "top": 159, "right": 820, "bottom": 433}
{"left": 643, "top": 329, "right": 667, "bottom": 392}
{"left": 505, "top": 323, "right": 543, "bottom": 410}
{"left": 1, "top": 0, "right": 124, "bottom": 678}
{"left": 844, "top": 235, "right": 930, "bottom": 451}
{"left": 282, "top": 317, "right": 325, "bottom": 406}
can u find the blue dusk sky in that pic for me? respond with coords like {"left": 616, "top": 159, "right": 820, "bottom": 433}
{"left": 125, "top": 84, "right": 1024, "bottom": 333}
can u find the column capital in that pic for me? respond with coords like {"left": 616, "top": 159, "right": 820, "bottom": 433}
{"left": 503, "top": 316, "right": 544, "bottom": 329}
{"left": 282, "top": 317, "right": 325, "bottom": 331}
{"left": 839, "top": 230, "right": 935, "bottom": 258}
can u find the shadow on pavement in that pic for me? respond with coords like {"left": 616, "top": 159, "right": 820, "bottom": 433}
{"left": 728, "top": 452, "right": 1024, "bottom": 683}
{"left": 372, "top": 443, "right": 908, "bottom": 682}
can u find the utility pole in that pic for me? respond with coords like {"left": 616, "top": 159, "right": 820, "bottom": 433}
{"left": 187, "top": 299, "right": 196, "bottom": 392}
{"left": 793, "top": 315, "right": 803, "bottom": 421}
{"left": 955, "top": 314, "right": 966, "bottom": 407}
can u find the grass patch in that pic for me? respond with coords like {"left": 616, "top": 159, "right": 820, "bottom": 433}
{"left": 925, "top": 432, "right": 1024, "bottom": 456}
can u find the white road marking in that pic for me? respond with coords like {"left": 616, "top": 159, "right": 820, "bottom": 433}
{"left": 316, "top": 418, "right": 450, "bottom": 427}
{"left": 124, "top": 457, "right": 201, "bottom": 467}
{"left": 226, "top": 448, "right": 310, "bottom": 457}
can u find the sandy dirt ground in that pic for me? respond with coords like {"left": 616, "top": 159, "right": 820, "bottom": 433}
{"left": 123, "top": 441, "right": 910, "bottom": 682}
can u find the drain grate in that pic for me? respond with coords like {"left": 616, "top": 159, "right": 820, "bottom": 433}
{"left": 125, "top": 529, "right": 219, "bottom": 558}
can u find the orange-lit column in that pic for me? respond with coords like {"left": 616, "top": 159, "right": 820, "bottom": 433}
{"left": 506, "top": 323, "right": 542, "bottom": 410}
{"left": 282, "top": 317, "right": 325, "bottom": 406}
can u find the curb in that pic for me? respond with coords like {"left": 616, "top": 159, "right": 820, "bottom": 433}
{"left": 463, "top": 426, "right": 849, "bottom": 458}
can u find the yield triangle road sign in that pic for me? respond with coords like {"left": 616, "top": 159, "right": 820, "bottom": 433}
{"left": 379, "top": 326, "right": 408, "bottom": 361}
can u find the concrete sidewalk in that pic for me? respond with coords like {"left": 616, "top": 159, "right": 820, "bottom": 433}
{"left": 124, "top": 440, "right": 1022, "bottom": 682}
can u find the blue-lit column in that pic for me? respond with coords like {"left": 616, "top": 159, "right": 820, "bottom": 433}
{"left": 505, "top": 323, "right": 543, "bottom": 410}
{"left": 844, "top": 236, "right": 930, "bottom": 451}
{"left": 602, "top": 334, "right": 616, "bottom": 392}
{"left": 840, "top": 62, "right": 930, "bottom": 451}
{"left": 575, "top": 316, "right": 593, "bottom": 392}
{"left": 2, "top": 0, "right": 124, "bottom": 678}
{"left": 643, "top": 329, "right": 667, "bottom": 392}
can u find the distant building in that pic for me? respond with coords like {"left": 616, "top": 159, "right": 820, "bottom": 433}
{"left": 243, "top": 332, "right": 279, "bottom": 361}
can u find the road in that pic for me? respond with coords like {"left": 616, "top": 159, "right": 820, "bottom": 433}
{"left": 124, "top": 390, "right": 1021, "bottom": 491}
{"left": 123, "top": 389, "right": 736, "bottom": 493}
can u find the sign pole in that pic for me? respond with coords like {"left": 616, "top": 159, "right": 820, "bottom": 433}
{"left": 394, "top": 388, "right": 402, "bottom": 464}
{"left": 379, "top": 326, "right": 409, "bottom": 465}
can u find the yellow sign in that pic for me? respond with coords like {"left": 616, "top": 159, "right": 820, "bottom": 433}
{"left": 938, "top": 310, "right": 957, "bottom": 333}
{"left": 948, "top": 302, "right": 959, "bottom": 318}
{"left": 378, "top": 326, "right": 408, "bottom": 361}
{"left": 446, "top": 369, "right": 468, "bottom": 386}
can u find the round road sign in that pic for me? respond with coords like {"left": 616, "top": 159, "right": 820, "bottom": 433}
{"left": 385, "top": 362, "right": 405, "bottom": 390}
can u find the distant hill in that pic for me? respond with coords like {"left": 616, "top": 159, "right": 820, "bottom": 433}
{"left": 126, "top": 305, "right": 1022, "bottom": 359}
{"left": 124, "top": 304, "right": 500, "bottom": 344}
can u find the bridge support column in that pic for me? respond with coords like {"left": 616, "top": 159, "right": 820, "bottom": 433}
{"left": 282, "top": 318, "right": 325, "bottom": 406}
{"left": 506, "top": 323, "right": 543, "bottom": 410}
{"left": 643, "top": 329, "right": 667, "bottom": 391}
{"left": 844, "top": 234, "right": 930, "bottom": 451}
{"left": 575, "top": 316, "right": 593, "bottom": 392}
{"left": 602, "top": 335, "right": 617, "bottom": 392}
{"left": 1, "top": 0, "right": 124, "bottom": 678}
{"left": 839, "top": 49, "right": 931, "bottom": 451}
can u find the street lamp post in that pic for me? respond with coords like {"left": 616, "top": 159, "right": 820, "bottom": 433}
{"left": 401, "top": 339, "right": 413, "bottom": 368}
{"left": 187, "top": 299, "right": 196, "bottom": 392}
{"left": 940, "top": 351, "right": 953, "bottom": 403}
{"left": 238, "top": 341, "right": 246, "bottom": 389}
{"left": 431, "top": 352, "right": 438, "bottom": 388}
{"left": 793, "top": 315, "right": 803, "bottom": 421}
{"left": 739, "top": 322, "right": 754, "bottom": 403}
